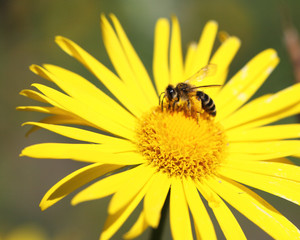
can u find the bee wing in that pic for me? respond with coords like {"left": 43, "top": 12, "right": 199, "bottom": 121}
{"left": 184, "top": 64, "right": 217, "bottom": 86}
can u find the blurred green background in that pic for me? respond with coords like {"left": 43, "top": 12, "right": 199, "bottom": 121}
{"left": 1, "top": 0, "right": 299, "bottom": 239}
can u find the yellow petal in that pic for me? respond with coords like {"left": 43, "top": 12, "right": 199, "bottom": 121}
{"left": 209, "top": 36, "right": 241, "bottom": 86}
{"left": 228, "top": 152, "right": 298, "bottom": 161}
{"left": 216, "top": 49, "right": 279, "bottom": 120}
{"left": 222, "top": 159, "right": 300, "bottom": 182}
{"left": 170, "top": 16, "right": 184, "bottom": 85}
{"left": 72, "top": 164, "right": 144, "bottom": 205}
{"left": 196, "top": 181, "right": 246, "bottom": 240}
{"left": 23, "top": 122, "right": 128, "bottom": 144}
{"left": 17, "top": 106, "right": 66, "bottom": 115}
{"left": 236, "top": 102, "right": 300, "bottom": 131}
{"left": 31, "top": 64, "right": 136, "bottom": 132}
{"left": 228, "top": 140, "right": 300, "bottom": 154}
{"left": 226, "top": 99, "right": 300, "bottom": 132}
{"left": 200, "top": 36, "right": 240, "bottom": 100}
{"left": 21, "top": 87, "right": 101, "bottom": 128}
{"left": 222, "top": 83, "right": 300, "bottom": 130}
{"left": 20, "top": 89, "right": 54, "bottom": 104}
{"left": 123, "top": 211, "right": 148, "bottom": 239}
{"left": 227, "top": 124, "right": 300, "bottom": 142}
{"left": 206, "top": 177, "right": 300, "bottom": 240}
{"left": 24, "top": 115, "right": 89, "bottom": 136}
{"left": 19, "top": 89, "right": 91, "bottom": 134}
{"left": 170, "top": 178, "right": 193, "bottom": 240}
{"left": 144, "top": 171, "right": 171, "bottom": 228}
{"left": 220, "top": 93, "right": 270, "bottom": 130}
{"left": 41, "top": 64, "right": 136, "bottom": 128}
{"left": 109, "top": 14, "right": 158, "bottom": 106}
{"left": 100, "top": 14, "right": 151, "bottom": 109}
{"left": 32, "top": 83, "right": 135, "bottom": 140}
{"left": 186, "top": 21, "right": 218, "bottom": 77}
{"left": 20, "top": 143, "right": 143, "bottom": 164}
{"left": 39, "top": 163, "right": 122, "bottom": 211}
{"left": 153, "top": 18, "right": 170, "bottom": 94}
{"left": 55, "top": 36, "right": 143, "bottom": 117}
{"left": 100, "top": 175, "right": 153, "bottom": 240}
{"left": 183, "top": 178, "right": 217, "bottom": 240}
{"left": 218, "top": 167, "right": 300, "bottom": 205}
{"left": 184, "top": 42, "right": 197, "bottom": 78}
{"left": 108, "top": 164, "right": 155, "bottom": 214}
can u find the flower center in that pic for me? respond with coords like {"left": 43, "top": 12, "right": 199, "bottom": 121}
{"left": 136, "top": 107, "right": 227, "bottom": 180}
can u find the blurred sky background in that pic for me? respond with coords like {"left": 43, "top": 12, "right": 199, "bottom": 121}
{"left": 1, "top": 0, "right": 300, "bottom": 239}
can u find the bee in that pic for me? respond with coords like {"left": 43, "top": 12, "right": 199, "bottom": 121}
{"left": 159, "top": 64, "right": 221, "bottom": 116}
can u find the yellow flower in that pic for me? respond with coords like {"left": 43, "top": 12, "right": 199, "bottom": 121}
{"left": 19, "top": 14, "right": 300, "bottom": 240}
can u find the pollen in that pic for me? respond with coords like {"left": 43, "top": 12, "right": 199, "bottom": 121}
{"left": 136, "top": 107, "right": 227, "bottom": 180}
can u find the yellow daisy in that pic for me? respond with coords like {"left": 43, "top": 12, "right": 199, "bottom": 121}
{"left": 19, "top": 14, "right": 300, "bottom": 240}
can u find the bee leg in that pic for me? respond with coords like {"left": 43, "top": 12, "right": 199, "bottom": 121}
{"left": 160, "top": 95, "right": 166, "bottom": 112}
{"left": 172, "top": 98, "right": 179, "bottom": 110}
{"left": 187, "top": 99, "right": 193, "bottom": 113}
{"left": 172, "top": 101, "right": 176, "bottom": 110}
{"left": 196, "top": 112, "right": 200, "bottom": 123}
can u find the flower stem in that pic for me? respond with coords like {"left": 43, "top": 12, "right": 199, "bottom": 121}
{"left": 150, "top": 192, "right": 170, "bottom": 240}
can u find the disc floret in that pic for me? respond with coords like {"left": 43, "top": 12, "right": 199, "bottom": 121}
{"left": 136, "top": 107, "right": 227, "bottom": 180}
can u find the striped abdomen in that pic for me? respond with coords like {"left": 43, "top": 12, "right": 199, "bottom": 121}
{"left": 196, "top": 91, "right": 216, "bottom": 116}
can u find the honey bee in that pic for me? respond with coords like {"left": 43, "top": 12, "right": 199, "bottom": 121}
{"left": 159, "top": 64, "right": 221, "bottom": 116}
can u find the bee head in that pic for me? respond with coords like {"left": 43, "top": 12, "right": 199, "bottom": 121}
{"left": 166, "top": 85, "right": 177, "bottom": 101}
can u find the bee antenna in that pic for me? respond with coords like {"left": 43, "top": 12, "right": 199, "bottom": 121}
{"left": 159, "top": 92, "right": 165, "bottom": 105}
{"left": 190, "top": 84, "right": 222, "bottom": 90}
